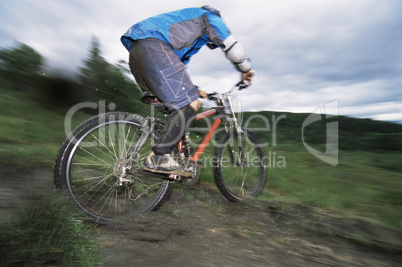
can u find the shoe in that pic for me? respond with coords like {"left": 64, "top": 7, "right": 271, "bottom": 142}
{"left": 143, "top": 151, "right": 192, "bottom": 177}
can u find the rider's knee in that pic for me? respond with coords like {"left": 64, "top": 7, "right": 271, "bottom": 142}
{"left": 189, "top": 99, "right": 201, "bottom": 111}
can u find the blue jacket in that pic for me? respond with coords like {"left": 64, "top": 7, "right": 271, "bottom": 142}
{"left": 121, "top": 7, "right": 231, "bottom": 65}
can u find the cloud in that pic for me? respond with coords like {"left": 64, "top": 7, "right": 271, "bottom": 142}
{"left": 0, "top": 0, "right": 401, "bottom": 122}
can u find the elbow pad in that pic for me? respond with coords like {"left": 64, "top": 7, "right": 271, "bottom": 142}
{"left": 223, "top": 36, "right": 251, "bottom": 73}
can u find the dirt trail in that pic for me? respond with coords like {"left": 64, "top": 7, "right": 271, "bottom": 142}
{"left": 1, "top": 166, "right": 401, "bottom": 266}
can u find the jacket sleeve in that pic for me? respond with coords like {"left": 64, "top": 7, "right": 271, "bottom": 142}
{"left": 203, "top": 13, "right": 231, "bottom": 47}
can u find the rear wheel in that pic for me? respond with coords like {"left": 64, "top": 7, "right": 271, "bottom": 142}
{"left": 54, "top": 112, "right": 171, "bottom": 222}
{"left": 213, "top": 128, "right": 267, "bottom": 202}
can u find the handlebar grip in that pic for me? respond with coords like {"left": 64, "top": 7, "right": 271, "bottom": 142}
{"left": 246, "top": 71, "right": 256, "bottom": 78}
{"left": 238, "top": 70, "right": 256, "bottom": 90}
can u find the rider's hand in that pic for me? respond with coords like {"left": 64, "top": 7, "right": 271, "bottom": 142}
{"left": 242, "top": 70, "right": 256, "bottom": 86}
{"left": 198, "top": 89, "right": 208, "bottom": 99}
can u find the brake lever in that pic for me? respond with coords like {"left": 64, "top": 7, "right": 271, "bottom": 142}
{"left": 236, "top": 81, "right": 249, "bottom": 90}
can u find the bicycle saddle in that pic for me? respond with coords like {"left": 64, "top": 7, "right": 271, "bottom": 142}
{"left": 140, "top": 91, "right": 164, "bottom": 105}
{"left": 140, "top": 91, "right": 169, "bottom": 114}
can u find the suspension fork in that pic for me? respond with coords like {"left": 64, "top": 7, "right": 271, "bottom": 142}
{"left": 226, "top": 96, "right": 246, "bottom": 165}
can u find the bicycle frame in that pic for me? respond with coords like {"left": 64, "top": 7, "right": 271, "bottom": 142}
{"left": 182, "top": 85, "right": 243, "bottom": 164}
{"left": 54, "top": 77, "right": 266, "bottom": 221}
{"left": 190, "top": 110, "right": 222, "bottom": 163}
{"left": 135, "top": 82, "right": 246, "bottom": 169}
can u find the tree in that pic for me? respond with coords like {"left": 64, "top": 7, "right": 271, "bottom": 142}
{"left": 77, "top": 36, "right": 145, "bottom": 114}
{"left": 0, "top": 43, "right": 44, "bottom": 90}
{"left": 78, "top": 37, "right": 109, "bottom": 100}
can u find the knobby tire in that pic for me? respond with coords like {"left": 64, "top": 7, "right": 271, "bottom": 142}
{"left": 213, "top": 128, "right": 267, "bottom": 202}
{"left": 53, "top": 112, "right": 171, "bottom": 222}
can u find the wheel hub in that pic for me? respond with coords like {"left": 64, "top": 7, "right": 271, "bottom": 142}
{"left": 112, "top": 159, "right": 133, "bottom": 186}
{"left": 113, "top": 159, "right": 129, "bottom": 177}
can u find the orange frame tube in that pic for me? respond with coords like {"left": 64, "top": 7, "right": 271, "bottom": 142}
{"left": 195, "top": 109, "right": 217, "bottom": 121}
{"left": 190, "top": 117, "right": 222, "bottom": 163}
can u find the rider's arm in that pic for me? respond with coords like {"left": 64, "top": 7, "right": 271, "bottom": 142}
{"left": 222, "top": 36, "right": 255, "bottom": 84}
{"left": 204, "top": 11, "right": 255, "bottom": 84}
{"left": 222, "top": 36, "right": 251, "bottom": 73}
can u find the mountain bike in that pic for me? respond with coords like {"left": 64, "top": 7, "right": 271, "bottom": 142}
{"left": 54, "top": 81, "right": 267, "bottom": 222}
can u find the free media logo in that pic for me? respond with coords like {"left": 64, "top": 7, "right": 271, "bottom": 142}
{"left": 302, "top": 99, "right": 339, "bottom": 166}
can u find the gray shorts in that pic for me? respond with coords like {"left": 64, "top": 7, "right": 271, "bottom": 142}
{"left": 129, "top": 38, "right": 198, "bottom": 111}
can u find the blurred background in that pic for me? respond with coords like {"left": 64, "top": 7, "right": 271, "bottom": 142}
{"left": 0, "top": 1, "right": 401, "bottom": 265}
{"left": 1, "top": 0, "right": 401, "bottom": 226}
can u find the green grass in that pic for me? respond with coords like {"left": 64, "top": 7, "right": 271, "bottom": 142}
{"left": 1, "top": 86, "right": 401, "bottom": 232}
{"left": 0, "top": 87, "right": 92, "bottom": 168}
{"left": 0, "top": 87, "right": 105, "bottom": 265}
{"left": 184, "top": 118, "right": 402, "bottom": 230}
{"left": 0, "top": 192, "right": 105, "bottom": 266}
{"left": 260, "top": 147, "right": 402, "bottom": 229}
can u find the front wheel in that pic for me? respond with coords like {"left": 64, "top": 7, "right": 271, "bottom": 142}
{"left": 213, "top": 128, "right": 267, "bottom": 202}
{"left": 54, "top": 112, "right": 171, "bottom": 222}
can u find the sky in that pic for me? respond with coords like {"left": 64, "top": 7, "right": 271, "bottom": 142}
{"left": 1, "top": 0, "right": 401, "bottom": 123}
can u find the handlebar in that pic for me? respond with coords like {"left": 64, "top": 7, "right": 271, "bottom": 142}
{"left": 206, "top": 80, "right": 250, "bottom": 101}
{"left": 236, "top": 81, "right": 249, "bottom": 90}
{"left": 207, "top": 92, "right": 218, "bottom": 100}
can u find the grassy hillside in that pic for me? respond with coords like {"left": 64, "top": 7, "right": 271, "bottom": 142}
{"left": 0, "top": 85, "right": 151, "bottom": 168}
{"left": 1, "top": 85, "right": 401, "bottom": 230}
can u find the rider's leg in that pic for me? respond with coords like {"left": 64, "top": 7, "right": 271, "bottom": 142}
{"left": 145, "top": 104, "right": 196, "bottom": 172}
{"left": 152, "top": 99, "right": 200, "bottom": 156}
{"left": 129, "top": 38, "right": 198, "bottom": 109}
{"left": 129, "top": 38, "right": 200, "bottom": 174}
{"left": 152, "top": 104, "right": 196, "bottom": 155}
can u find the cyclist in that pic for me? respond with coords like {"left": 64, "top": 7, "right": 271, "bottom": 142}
{"left": 121, "top": 5, "right": 255, "bottom": 176}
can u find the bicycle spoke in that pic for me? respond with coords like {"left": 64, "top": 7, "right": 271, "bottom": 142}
{"left": 60, "top": 113, "right": 170, "bottom": 220}
{"left": 214, "top": 129, "right": 266, "bottom": 201}
{"left": 93, "top": 130, "right": 119, "bottom": 161}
